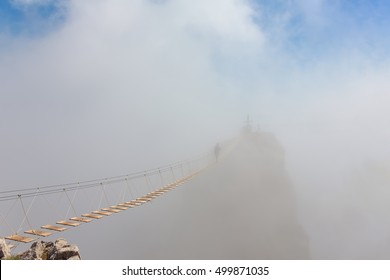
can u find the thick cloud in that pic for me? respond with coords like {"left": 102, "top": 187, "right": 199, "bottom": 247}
{"left": 1, "top": 0, "right": 390, "bottom": 258}
{"left": 0, "top": 0, "right": 264, "bottom": 188}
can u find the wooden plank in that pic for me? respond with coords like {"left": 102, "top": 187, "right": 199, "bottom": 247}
{"left": 125, "top": 201, "right": 142, "bottom": 206}
{"left": 82, "top": 213, "right": 103, "bottom": 219}
{"left": 127, "top": 199, "right": 142, "bottom": 203}
{"left": 134, "top": 199, "right": 147, "bottom": 204}
{"left": 122, "top": 203, "right": 136, "bottom": 207}
{"left": 145, "top": 193, "right": 159, "bottom": 197}
{"left": 146, "top": 195, "right": 160, "bottom": 198}
{"left": 110, "top": 206, "right": 128, "bottom": 210}
{"left": 57, "top": 220, "right": 81, "bottom": 227}
{"left": 101, "top": 208, "right": 121, "bottom": 213}
{"left": 140, "top": 198, "right": 151, "bottom": 200}
{"left": 119, "top": 203, "right": 135, "bottom": 208}
{"left": 41, "top": 225, "right": 67, "bottom": 232}
{"left": 124, "top": 201, "right": 141, "bottom": 206}
{"left": 137, "top": 197, "right": 151, "bottom": 202}
{"left": 92, "top": 211, "right": 112, "bottom": 216}
{"left": 25, "top": 229, "right": 52, "bottom": 237}
{"left": 70, "top": 217, "right": 92, "bottom": 223}
{"left": 118, "top": 203, "right": 134, "bottom": 208}
{"left": 5, "top": 234, "right": 36, "bottom": 243}
{"left": 150, "top": 192, "right": 163, "bottom": 195}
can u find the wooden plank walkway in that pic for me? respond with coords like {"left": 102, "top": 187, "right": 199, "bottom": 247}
{"left": 25, "top": 229, "right": 52, "bottom": 237}
{"left": 41, "top": 225, "right": 67, "bottom": 232}
{"left": 5, "top": 234, "right": 36, "bottom": 243}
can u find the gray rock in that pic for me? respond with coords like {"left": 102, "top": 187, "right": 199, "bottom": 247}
{"left": 0, "top": 238, "right": 11, "bottom": 259}
{"left": 49, "top": 238, "right": 81, "bottom": 260}
{"left": 18, "top": 238, "right": 81, "bottom": 260}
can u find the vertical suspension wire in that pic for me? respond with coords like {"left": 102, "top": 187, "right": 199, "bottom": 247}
{"left": 126, "top": 177, "right": 135, "bottom": 201}
{"left": 170, "top": 166, "right": 176, "bottom": 181}
{"left": 0, "top": 210, "right": 17, "bottom": 236}
{"left": 17, "top": 195, "right": 35, "bottom": 234}
{"left": 63, "top": 189, "right": 78, "bottom": 218}
{"left": 158, "top": 169, "right": 164, "bottom": 186}
{"left": 117, "top": 179, "right": 125, "bottom": 203}
{"left": 98, "top": 183, "right": 105, "bottom": 209}
{"left": 16, "top": 189, "right": 39, "bottom": 233}
{"left": 118, "top": 181, "right": 126, "bottom": 204}
{"left": 3, "top": 197, "right": 19, "bottom": 233}
{"left": 101, "top": 182, "right": 110, "bottom": 206}
{"left": 147, "top": 173, "right": 154, "bottom": 191}
{"left": 144, "top": 173, "right": 151, "bottom": 193}
{"left": 122, "top": 176, "right": 133, "bottom": 202}
{"left": 64, "top": 185, "right": 79, "bottom": 220}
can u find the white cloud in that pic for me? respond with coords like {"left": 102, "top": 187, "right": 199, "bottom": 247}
{"left": 2, "top": 0, "right": 390, "bottom": 259}
{"left": 0, "top": 0, "right": 264, "bottom": 187}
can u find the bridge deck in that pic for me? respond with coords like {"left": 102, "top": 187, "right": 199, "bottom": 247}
{"left": 41, "top": 225, "right": 67, "bottom": 232}
{"left": 25, "top": 229, "right": 53, "bottom": 237}
{"left": 70, "top": 217, "right": 92, "bottom": 223}
{"left": 5, "top": 234, "right": 36, "bottom": 243}
{"left": 92, "top": 211, "right": 113, "bottom": 216}
{"left": 110, "top": 205, "right": 128, "bottom": 210}
{"left": 82, "top": 213, "right": 103, "bottom": 219}
{"left": 101, "top": 208, "right": 121, "bottom": 213}
{"left": 57, "top": 220, "right": 81, "bottom": 227}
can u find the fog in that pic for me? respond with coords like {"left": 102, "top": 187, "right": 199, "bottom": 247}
{"left": 1, "top": 0, "right": 390, "bottom": 259}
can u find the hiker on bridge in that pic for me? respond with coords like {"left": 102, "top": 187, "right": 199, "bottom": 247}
{"left": 214, "top": 143, "right": 221, "bottom": 162}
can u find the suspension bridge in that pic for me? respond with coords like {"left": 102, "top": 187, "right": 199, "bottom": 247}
{"left": 0, "top": 137, "right": 237, "bottom": 252}
{"left": 1, "top": 133, "right": 310, "bottom": 259}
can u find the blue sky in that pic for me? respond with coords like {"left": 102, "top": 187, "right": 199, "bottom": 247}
{"left": 1, "top": 0, "right": 389, "bottom": 62}
{"left": 0, "top": 0, "right": 66, "bottom": 36}
{"left": 256, "top": 0, "right": 390, "bottom": 63}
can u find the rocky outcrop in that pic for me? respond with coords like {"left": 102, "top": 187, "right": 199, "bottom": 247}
{"left": 170, "top": 132, "right": 311, "bottom": 259}
{"left": 18, "top": 238, "right": 81, "bottom": 260}
{"left": 0, "top": 238, "right": 11, "bottom": 259}
{"left": 116, "top": 132, "right": 310, "bottom": 259}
